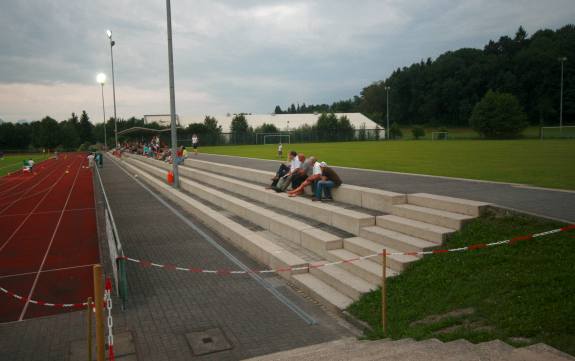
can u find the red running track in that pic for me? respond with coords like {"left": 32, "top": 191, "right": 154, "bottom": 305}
{"left": 0, "top": 153, "right": 100, "bottom": 322}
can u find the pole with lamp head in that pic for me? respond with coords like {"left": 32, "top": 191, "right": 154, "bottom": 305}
{"left": 106, "top": 30, "right": 119, "bottom": 148}
{"left": 96, "top": 73, "right": 108, "bottom": 150}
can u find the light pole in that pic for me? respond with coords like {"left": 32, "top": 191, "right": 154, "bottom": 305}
{"left": 559, "top": 57, "right": 567, "bottom": 132}
{"left": 385, "top": 86, "right": 391, "bottom": 139}
{"left": 96, "top": 73, "right": 108, "bottom": 150}
{"left": 106, "top": 30, "right": 119, "bottom": 148}
{"left": 165, "top": 0, "right": 179, "bottom": 188}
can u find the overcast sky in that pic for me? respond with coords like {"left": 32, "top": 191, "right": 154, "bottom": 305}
{"left": 0, "top": 0, "right": 573, "bottom": 123}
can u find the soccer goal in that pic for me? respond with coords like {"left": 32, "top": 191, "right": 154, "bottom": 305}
{"left": 540, "top": 126, "right": 575, "bottom": 139}
{"left": 256, "top": 133, "right": 291, "bottom": 144}
{"left": 431, "top": 131, "right": 449, "bottom": 140}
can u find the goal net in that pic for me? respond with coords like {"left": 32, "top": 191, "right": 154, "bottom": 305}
{"left": 431, "top": 131, "right": 448, "bottom": 140}
{"left": 540, "top": 126, "right": 575, "bottom": 139}
{"left": 256, "top": 133, "right": 291, "bottom": 144}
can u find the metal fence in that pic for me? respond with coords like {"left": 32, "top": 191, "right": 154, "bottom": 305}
{"left": 95, "top": 164, "right": 128, "bottom": 309}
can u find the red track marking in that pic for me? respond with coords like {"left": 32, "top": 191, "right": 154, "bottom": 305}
{"left": 0, "top": 153, "right": 99, "bottom": 322}
{"left": 0, "top": 157, "right": 79, "bottom": 254}
{"left": 19, "top": 156, "right": 84, "bottom": 320}
{"left": 0, "top": 157, "right": 71, "bottom": 214}
{"left": 0, "top": 157, "right": 59, "bottom": 200}
{"left": 0, "top": 263, "right": 97, "bottom": 279}
{"left": 0, "top": 274, "right": 35, "bottom": 323}
{"left": 0, "top": 207, "right": 96, "bottom": 219}
{"left": 23, "top": 266, "right": 94, "bottom": 319}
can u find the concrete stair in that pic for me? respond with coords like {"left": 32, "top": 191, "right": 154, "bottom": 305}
{"left": 118, "top": 153, "right": 490, "bottom": 314}
{"left": 376, "top": 215, "right": 454, "bottom": 243}
{"left": 242, "top": 337, "right": 575, "bottom": 361}
{"left": 408, "top": 193, "right": 489, "bottom": 217}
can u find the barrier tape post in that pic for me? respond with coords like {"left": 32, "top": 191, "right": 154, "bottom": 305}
{"left": 105, "top": 278, "right": 115, "bottom": 361}
{"left": 381, "top": 249, "right": 387, "bottom": 334}
{"left": 92, "top": 265, "right": 105, "bottom": 361}
{"left": 86, "top": 297, "right": 92, "bottom": 361}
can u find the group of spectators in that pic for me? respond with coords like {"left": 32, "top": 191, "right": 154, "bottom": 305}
{"left": 121, "top": 134, "right": 200, "bottom": 165}
{"left": 267, "top": 150, "right": 342, "bottom": 202}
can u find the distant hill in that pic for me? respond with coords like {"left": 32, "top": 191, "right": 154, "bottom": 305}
{"left": 275, "top": 25, "right": 575, "bottom": 127}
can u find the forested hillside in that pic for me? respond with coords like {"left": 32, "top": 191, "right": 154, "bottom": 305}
{"left": 275, "top": 25, "right": 575, "bottom": 127}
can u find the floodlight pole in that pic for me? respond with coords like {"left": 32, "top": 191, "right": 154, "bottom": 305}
{"left": 166, "top": 0, "right": 179, "bottom": 188}
{"left": 107, "top": 31, "right": 119, "bottom": 148}
{"left": 385, "top": 86, "right": 391, "bottom": 139}
{"left": 100, "top": 83, "right": 108, "bottom": 150}
{"left": 559, "top": 57, "right": 567, "bottom": 132}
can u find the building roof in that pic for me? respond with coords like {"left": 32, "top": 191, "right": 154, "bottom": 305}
{"left": 143, "top": 113, "right": 382, "bottom": 133}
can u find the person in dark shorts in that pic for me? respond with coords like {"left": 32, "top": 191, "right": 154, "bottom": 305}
{"left": 266, "top": 150, "right": 297, "bottom": 189}
{"left": 192, "top": 134, "right": 199, "bottom": 155}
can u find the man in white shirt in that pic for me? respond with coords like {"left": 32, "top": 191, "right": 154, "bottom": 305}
{"left": 274, "top": 151, "right": 301, "bottom": 192}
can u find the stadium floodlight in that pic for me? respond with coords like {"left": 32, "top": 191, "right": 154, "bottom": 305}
{"left": 96, "top": 73, "right": 108, "bottom": 149}
{"left": 559, "top": 57, "right": 567, "bottom": 131}
{"left": 96, "top": 73, "right": 106, "bottom": 85}
{"left": 106, "top": 29, "right": 118, "bottom": 148}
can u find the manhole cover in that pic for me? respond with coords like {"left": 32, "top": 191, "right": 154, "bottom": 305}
{"left": 186, "top": 328, "right": 232, "bottom": 356}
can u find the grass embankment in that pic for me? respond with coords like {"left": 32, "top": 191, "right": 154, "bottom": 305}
{"left": 0, "top": 154, "right": 49, "bottom": 176}
{"left": 198, "top": 139, "right": 575, "bottom": 190}
{"left": 347, "top": 212, "right": 575, "bottom": 355}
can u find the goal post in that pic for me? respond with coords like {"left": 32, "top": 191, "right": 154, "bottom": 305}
{"left": 431, "top": 131, "right": 448, "bottom": 140}
{"left": 540, "top": 126, "right": 575, "bottom": 139}
{"left": 256, "top": 133, "right": 291, "bottom": 145}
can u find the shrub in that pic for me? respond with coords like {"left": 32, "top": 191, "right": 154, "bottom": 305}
{"left": 411, "top": 126, "right": 425, "bottom": 140}
{"left": 469, "top": 90, "right": 528, "bottom": 138}
{"left": 388, "top": 122, "right": 403, "bottom": 139}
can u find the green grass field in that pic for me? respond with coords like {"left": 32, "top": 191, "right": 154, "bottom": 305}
{"left": 347, "top": 212, "right": 575, "bottom": 356}
{"left": 198, "top": 139, "right": 575, "bottom": 190}
{"left": 0, "top": 154, "right": 49, "bottom": 176}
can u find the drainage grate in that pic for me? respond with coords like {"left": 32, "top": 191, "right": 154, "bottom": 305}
{"left": 185, "top": 327, "right": 232, "bottom": 356}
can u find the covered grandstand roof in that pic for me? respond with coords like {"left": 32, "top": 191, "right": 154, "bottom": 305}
{"left": 143, "top": 113, "right": 382, "bottom": 132}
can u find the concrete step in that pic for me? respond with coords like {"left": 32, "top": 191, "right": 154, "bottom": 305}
{"left": 325, "top": 248, "right": 397, "bottom": 285}
{"left": 124, "top": 157, "right": 344, "bottom": 254}
{"left": 290, "top": 273, "right": 354, "bottom": 313}
{"left": 509, "top": 343, "right": 575, "bottom": 361}
{"left": 311, "top": 265, "right": 377, "bottom": 300}
{"left": 376, "top": 215, "right": 454, "bottom": 243}
{"left": 475, "top": 340, "right": 515, "bottom": 361}
{"left": 359, "top": 226, "right": 437, "bottom": 253}
{"left": 126, "top": 154, "right": 376, "bottom": 235}
{"left": 390, "top": 204, "right": 474, "bottom": 230}
{"left": 344, "top": 237, "right": 419, "bottom": 272}
{"left": 408, "top": 192, "right": 489, "bottom": 217}
{"left": 118, "top": 158, "right": 309, "bottom": 278}
{"left": 183, "top": 157, "right": 407, "bottom": 213}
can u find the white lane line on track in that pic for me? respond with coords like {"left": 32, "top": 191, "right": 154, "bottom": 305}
{"left": 0, "top": 263, "right": 97, "bottom": 279}
{"left": 18, "top": 156, "right": 85, "bottom": 321}
{"left": 0, "top": 157, "right": 80, "bottom": 254}
{"left": 0, "top": 207, "right": 95, "bottom": 219}
{"left": 0, "top": 159, "right": 56, "bottom": 195}
{"left": 0, "top": 159, "right": 64, "bottom": 214}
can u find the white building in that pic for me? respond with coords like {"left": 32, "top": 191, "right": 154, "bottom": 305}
{"left": 143, "top": 113, "right": 383, "bottom": 133}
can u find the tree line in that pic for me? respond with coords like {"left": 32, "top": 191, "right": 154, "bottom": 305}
{"left": 275, "top": 25, "right": 574, "bottom": 128}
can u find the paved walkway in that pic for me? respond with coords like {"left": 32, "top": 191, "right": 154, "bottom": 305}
{"left": 196, "top": 153, "right": 575, "bottom": 223}
{"left": 97, "top": 158, "right": 352, "bottom": 360}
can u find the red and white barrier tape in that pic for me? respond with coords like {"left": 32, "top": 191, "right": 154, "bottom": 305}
{"left": 0, "top": 286, "right": 89, "bottom": 308}
{"left": 120, "top": 225, "right": 575, "bottom": 275}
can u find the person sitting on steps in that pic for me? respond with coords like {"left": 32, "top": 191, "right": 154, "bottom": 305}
{"left": 266, "top": 150, "right": 297, "bottom": 189}
{"left": 291, "top": 155, "right": 315, "bottom": 190}
{"left": 287, "top": 159, "right": 322, "bottom": 197}
{"left": 274, "top": 150, "right": 302, "bottom": 192}
{"left": 313, "top": 162, "right": 342, "bottom": 202}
